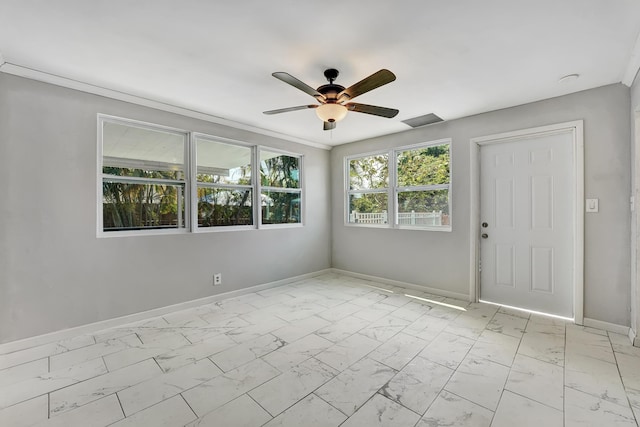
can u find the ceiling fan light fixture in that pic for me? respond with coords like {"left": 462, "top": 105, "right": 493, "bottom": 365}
{"left": 315, "top": 103, "right": 348, "bottom": 123}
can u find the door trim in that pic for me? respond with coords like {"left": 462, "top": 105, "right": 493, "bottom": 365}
{"left": 469, "top": 121, "right": 584, "bottom": 324}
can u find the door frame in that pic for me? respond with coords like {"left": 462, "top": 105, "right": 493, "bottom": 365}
{"left": 469, "top": 121, "right": 584, "bottom": 324}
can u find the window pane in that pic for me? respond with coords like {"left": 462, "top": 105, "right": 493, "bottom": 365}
{"left": 349, "top": 154, "right": 388, "bottom": 190}
{"left": 397, "top": 189, "right": 450, "bottom": 227}
{"left": 260, "top": 151, "right": 300, "bottom": 188}
{"left": 348, "top": 193, "right": 388, "bottom": 224}
{"left": 261, "top": 191, "right": 301, "bottom": 224}
{"left": 197, "top": 138, "right": 252, "bottom": 185}
{"left": 102, "top": 181, "right": 185, "bottom": 231}
{"left": 397, "top": 144, "right": 450, "bottom": 187}
{"left": 103, "top": 121, "right": 185, "bottom": 179}
{"left": 197, "top": 187, "right": 252, "bottom": 227}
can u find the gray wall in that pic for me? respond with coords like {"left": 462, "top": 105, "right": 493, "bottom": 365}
{"left": 331, "top": 84, "right": 631, "bottom": 326}
{"left": 0, "top": 73, "right": 633, "bottom": 344}
{"left": 0, "top": 74, "right": 332, "bottom": 343}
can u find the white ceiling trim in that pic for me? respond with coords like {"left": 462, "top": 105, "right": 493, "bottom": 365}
{"left": 0, "top": 61, "right": 332, "bottom": 151}
{"left": 623, "top": 30, "right": 640, "bottom": 87}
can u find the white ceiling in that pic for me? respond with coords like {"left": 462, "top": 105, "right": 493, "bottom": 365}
{"left": 1, "top": 0, "right": 640, "bottom": 147}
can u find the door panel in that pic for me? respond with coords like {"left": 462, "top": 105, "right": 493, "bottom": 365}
{"left": 531, "top": 176, "right": 553, "bottom": 230}
{"left": 495, "top": 178, "right": 515, "bottom": 228}
{"left": 480, "top": 131, "right": 574, "bottom": 317}
{"left": 495, "top": 245, "right": 515, "bottom": 287}
{"left": 530, "top": 247, "right": 554, "bottom": 293}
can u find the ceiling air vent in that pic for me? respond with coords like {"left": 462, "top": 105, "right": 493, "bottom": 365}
{"left": 402, "top": 113, "right": 443, "bottom": 128}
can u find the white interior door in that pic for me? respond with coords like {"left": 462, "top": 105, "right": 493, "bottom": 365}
{"left": 480, "top": 130, "right": 575, "bottom": 317}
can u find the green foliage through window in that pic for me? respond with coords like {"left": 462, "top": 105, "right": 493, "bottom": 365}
{"left": 197, "top": 188, "right": 252, "bottom": 227}
{"left": 100, "top": 117, "right": 304, "bottom": 234}
{"left": 347, "top": 141, "right": 451, "bottom": 229}
{"left": 397, "top": 145, "right": 450, "bottom": 187}
{"left": 349, "top": 154, "right": 388, "bottom": 190}
{"left": 261, "top": 152, "right": 302, "bottom": 225}
{"left": 101, "top": 120, "right": 187, "bottom": 232}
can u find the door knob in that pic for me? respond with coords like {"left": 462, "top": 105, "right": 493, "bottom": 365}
{"left": 481, "top": 233, "right": 488, "bottom": 239}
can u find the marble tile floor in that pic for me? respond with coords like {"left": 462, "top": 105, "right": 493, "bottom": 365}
{"left": 1, "top": 272, "right": 639, "bottom": 426}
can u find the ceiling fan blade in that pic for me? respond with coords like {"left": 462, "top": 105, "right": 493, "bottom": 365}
{"left": 263, "top": 105, "right": 318, "bottom": 115}
{"left": 346, "top": 102, "right": 399, "bottom": 118}
{"left": 337, "top": 69, "right": 396, "bottom": 102}
{"left": 272, "top": 72, "right": 326, "bottom": 101}
{"left": 323, "top": 121, "right": 336, "bottom": 131}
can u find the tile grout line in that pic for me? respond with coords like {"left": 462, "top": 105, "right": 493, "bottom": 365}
{"left": 438, "top": 388, "right": 497, "bottom": 415}
{"left": 500, "top": 309, "right": 528, "bottom": 412}
{"left": 311, "top": 391, "right": 351, "bottom": 419}
{"left": 374, "top": 387, "right": 426, "bottom": 419}
{"left": 179, "top": 393, "right": 199, "bottom": 421}
{"left": 114, "top": 392, "right": 126, "bottom": 420}
{"left": 246, "top": 392, "right": 275, "bottom": 420}
{"left": 4, "top": 274, "right": 637, "bottom": 426}
{"left": 206, "top": 356, "right": 224, "bottom": 373}
{"left": 609, "top": 336, "right": 640, "bottom": 424}
{"left": 506, "top": 389, "right": 563, "bottom": 413}
{"left": 151, "top": 355, "right": 164, "bottom": 373}
{"left": 438, "top": 309, "right": 520, "bottom": 421}
{"left": 486, "top": 351, "right": 508, "bottom": 424}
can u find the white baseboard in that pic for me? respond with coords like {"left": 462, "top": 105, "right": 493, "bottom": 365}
{"left": 331, "top": 268, "right": 470, "bottom": 301}
{"left": 4, "top": 268, "right": 635, "bottom": 354}
{"left": 583, "top": 317, "right": 631, "bottom": 336}
{"left": 629, "top": 328, "right": 639, "bottom": 347}
{"left": 0, "top": 269, "right": 332, "bottom": 354}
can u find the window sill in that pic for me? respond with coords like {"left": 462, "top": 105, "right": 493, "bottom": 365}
{"left": 97, "top": 228, "right": 189, "bottom": 238}
{"left": 344, "top": 223, "right": 452, "bottom": 232}
{"left": 259, "top": 223, "right": 304, "bottom": 230}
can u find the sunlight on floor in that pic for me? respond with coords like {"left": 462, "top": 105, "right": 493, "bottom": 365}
{"left": 479, "top": 299, "right": 573, "bottom": 322}
{"left": 405, "top": 294, "right": 467, "bottom": 312}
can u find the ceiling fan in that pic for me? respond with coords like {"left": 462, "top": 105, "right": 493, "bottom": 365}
{"left": 263, "top": 68, "right": 399, "bottom": 130}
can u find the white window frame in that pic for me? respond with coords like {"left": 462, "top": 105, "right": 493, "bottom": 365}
{"left": 258, "top": 146, "right": 304, "bottom": 229}
{"left": 97, "top": 115, "right": 304, "bottom": 237}
{"left": 344, "top": 150, "right": 391, "bottom": 227}
{"left": 191, "top": 133, "right": 256, "bottom": 233}
{"left": 394, "top": 138, "right": 452, "bottom": 231}
{"left": 345, "top": 138, "right": 452, "bottom": 231}
{"left": 97, "top": 114, "right": 191, "bottom": 238}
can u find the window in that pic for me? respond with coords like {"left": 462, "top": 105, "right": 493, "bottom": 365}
{"left": 346, "top": 139, "right": 451, "bottom": 230}
{"left": 100, "top": 119, "right": 188, "bottom": 233}
{"left": 195, "top": 136, "right": 253, "bottom": 228}
{"left": 396, "top": 142, "right": 450, "bottom": 229}
{"left": 347, "top": 153, "right": 389, "bottom": 225}
{"left": 98, "top": 115, "right": 304, "bottom": 236}
{"left": 260, "top": 150, "right": 302, "bottom": 224}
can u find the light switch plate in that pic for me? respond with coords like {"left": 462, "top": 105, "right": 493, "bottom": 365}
{"left": 586, "top": 198, "right": 599, "bottom": 213}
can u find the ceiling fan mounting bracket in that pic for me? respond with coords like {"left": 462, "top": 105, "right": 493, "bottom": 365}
{"left": 323, "top": 68, "right": 339, "bottom": 84}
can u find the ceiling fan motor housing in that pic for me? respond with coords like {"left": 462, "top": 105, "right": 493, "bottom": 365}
{"left": 317, "top": 83, "right": 345, "bottom": 101}
{"left": 319, "top": 69, "right": 345, "bottom": 102}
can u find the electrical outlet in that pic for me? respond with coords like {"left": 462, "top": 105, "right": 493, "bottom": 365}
{"left": 213, "top": 273, "right": 222, "bottom": 286}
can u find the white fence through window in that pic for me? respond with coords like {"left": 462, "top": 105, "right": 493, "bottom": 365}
{"left": 350, "top": 210, "right": 443, "bottom": 226}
